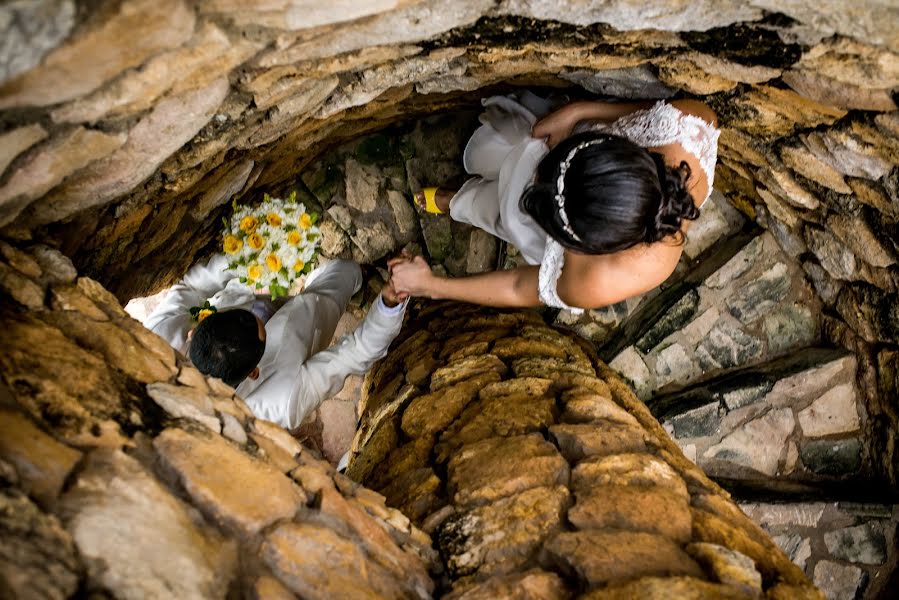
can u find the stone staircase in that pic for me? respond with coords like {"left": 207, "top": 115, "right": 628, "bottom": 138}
{"left": 557, "top": 204, "right": 899, "bottom": 599}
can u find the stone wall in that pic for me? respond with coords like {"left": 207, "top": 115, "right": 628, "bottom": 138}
{"left": 346, "top": 301, "right": 822, "bottom": 597}
{"left": 0, "top": 243, "right": 436, "bottom": 599}
{"left": 0, "top": 1, "right": 896, "bottom": 483}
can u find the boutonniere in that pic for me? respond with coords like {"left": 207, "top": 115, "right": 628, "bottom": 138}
{"left": 189, "top": 301, "right": 217, "bottom": 323}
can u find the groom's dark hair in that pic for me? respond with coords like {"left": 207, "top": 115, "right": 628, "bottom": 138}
{"left": 189, "top": 309, "right": 265, "bottom": 388}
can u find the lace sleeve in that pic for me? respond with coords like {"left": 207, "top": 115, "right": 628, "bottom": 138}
{"left": 538, "top": 238, "right": 584, "bottom": 315}
{"left": 592, "top": 101, "right": 720, "bottom": 203}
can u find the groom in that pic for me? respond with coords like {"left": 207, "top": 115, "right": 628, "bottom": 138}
{"left": 145, "top": 254, "right": 407, "bottom": 430}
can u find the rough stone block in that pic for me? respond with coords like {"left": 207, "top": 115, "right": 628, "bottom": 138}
{"left": 153, "top": 429, "right": 304, "bottom": 536}
{"left": 447, "top": 433, "right": 569, "bottom": 508}
{"left": 60, "top": 449, "right": 236, "bottom": 599}
{"left": 439, "top": 485, "right": 569, "bottom": 578}
{"left": 545, "top": 530, "right": 703, "bottom": 587}
{"left": 569, "top": 484, "right": 692, "bottom": 542}
{"left": 703, "top": 408, "right": 795, "bottom": 477}
{"left": 571, "top": 453, "right": 688, "bottom": 500}
{"left": 823, "top": 523, "right": 887, "bottom": 565}
{"left": 443, "top": 569, "right": 568, "bottom": 600}
{"left": 685, "top": 542, "right": 762, "bottom": 596}
{"left": 429, "top": 354, "right": 508, "bottom": 392}
{"left": 796, "top": 383, "right": 860, "bottom": 437}
{"left": 812, "top": 560, "right": 865, "bottom": 600}
{"left": 550, "top": 421, "right": 649, "bottom": 463}
{"left": 402, "top": 371, "right": 503, "bottom": 438}
{"left": 800, "top": 438, "right": 862, "bottom": 476}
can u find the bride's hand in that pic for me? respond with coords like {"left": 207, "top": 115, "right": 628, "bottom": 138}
{"left": 532, "top": 103, "right": 583, "bottom": 148}
{"left": 388, "top": 255, "right": 438, "bottom": 299}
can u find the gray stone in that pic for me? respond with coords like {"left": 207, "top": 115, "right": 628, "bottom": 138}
{"left": 684, "top": 192, "right": 739, "bottom": 259}
{"left": 703, "top": 408, "right": 795, "bottom": 477}
{"left": 561, "top": 64, "right": 676, "bottom": 99}
{"left": 824, "top": 523, "right": 887, "bottom": 565}
{"left": 806, "top": 228, "right": 858, "bottom": 281}
{"left": 797, "top": 383, "right": 860, "bottom": 437}
{"left": 765, "top": 213, "right": 807, "bottom": 259}
{"left": 320, "top": 219, "right": 351, "bottom": 257}
{"left": 705, "top": 235, "right": 763, "bottom": 289}
{"left": 653, "top": 343, "right": 695, "bottom": 388}
{"left": 764, "top": 305, "right": 817, "bottom": 355}
{"left": 740, "top": 502, "right": 826, "bottom": 529}
{"left": 727, "top": 262, "right": 791, "bottom": 324}
{"left": 386, "top": 189, "right": 417, "bottom": 236}
{"left": 813, "top": 560, "right": 866, "bottom": 600}
{"left": 636, "top": 289, "right": 699, "bottom": 353}
{"left": 828, "top": 214, "right": 896, "bottom": 269}
{"left": 30, "top": 244, "right": 77, "bottom": 284}
{"left": 697, "top": 321, "right": 763, "bottom": 370}
{"left": 722, "top": 382, "right": 773, "bottom": 411}
{"left": 803, "top": 261, "right": 842, "bottom": 305}
{"left": 0, "top": 0, "right": 75, "bottom": 83}
{"left": 682, "top": 306, "right": 720, "bottom": 347}
{"left": 344, "top": 158, "right": 381, "bottom": 213}
{"left": 609, "top": 346, "right": 653, "bottom": 400}
{"left": 665, "top": 402, "right": 723, "bottom": 439}
{"left": 800, "top": 438, "right": 862, "bottom": 476}
{"left": 466, "top": 229, "right": 497, "bottom": 274}
{"left": 772, "top": 534, "right": 812, "bottom": 570}
{"left": 351, "top": 221, "right": 396, "bottom": 262}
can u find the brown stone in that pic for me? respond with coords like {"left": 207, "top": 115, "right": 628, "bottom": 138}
{"left": 439, "top": 327, "right": 510, "bottom": 359}
{"left": 252, "top": 575, "right": 296, "bottom": 600}
{"left": 656, "top": 51, "right": 780, "bottom": 94}
{"left": 50, "top": 284, "right": 109, "bottom": 321}
{"left": 512, "top": 355, "right": 595, "bottom": 379}
{"left": 549, "top": 421, "right": 649, "bottom": 463}
{"left": 444, "top": 569, "right": 570, "bottom": 600}
{"left": 827, "top": 213, "right": 896, "bottom": 269}
{"left": 439, "top": 485, "right": 569, "bottom": 578}
{"left": 447, "top": 433, "right": 569, "bottom": 508}
{"left": 262, "top": 521, "right": 425, "bottom": 600}
{"left": 686, "top": 542, "right": 762, "bottom": 597}
{"left": 378, "top": 466, "right": 442, "bottom": 524}
{"left": 369, "top": 435, "right": 434, "bottom": 490}
{"left": 436, "top": 389, "right": 557, "bottom": 463}
{"left": 192, "top": 159, "right": 256, "bottom": 219}
{"left": 492, "top": 337, "right": 568, "bottom": 360}
{"left": 0, "top": 127, "right": 126, "bottom": 227}
{"left": 0, "top": 488, "right": 79, "bottom": 600}
{"left": 571, "top": 453, "right": 688, "bottom": 500}
{"left": 581, "top": 576, "right": 754, "bottom": 599}
{"left": 780, "top": 145, "right": 851, "bottom": 194}
{"left": 26, "top": 77, "right": 230, "bottom": 227}
{"left": 561, "top": 389, "right": 640, "bottom": 426}
{"left": 60, "top": 449, "right": 236, "bottom": 599}
{"left": 0, "top": 240, "right": 42, "bottom": 278}
{"left": 429, "top": 353, "right": 508, "bottom": 392}
{"left": 250, "top": 432, "right": 299, "bottom": 472}
{"left": 402, "top": 371, "right": 502, "bottom": 438}
{"left": 76, "top": 277, "right": 129, "bottom": 318}
{"left": 726, "top": 86, "right": 846, "bottom": 138}
{"left": 0, "top": 0, "right": 196, "bottom": 108}
{"left": 153, "top": 428, "right": 304, "bottom": 536}
{"left": 0, "top": 407, "right": 81, "bottom": 509}
{"left": 146, "top": 382, "right": 222, "bottom": 432}
{"left": 544, "top": 530, "right": 703, "bottom": 588}
{"left": 479, "top": 376, "right": 555, "bottom": 401}
{"left": 0, "top": 124, "right": 48, "bottom": 175}
{"left": 569, "top": 484, "right": 692, "bottom": 542}
{"left": 0, "top": 261, "right": 45, "bottom": 309}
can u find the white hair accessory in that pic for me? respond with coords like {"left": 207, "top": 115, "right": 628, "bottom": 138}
{"left": 554, "top": 138, "right": 608, "bottom": 243}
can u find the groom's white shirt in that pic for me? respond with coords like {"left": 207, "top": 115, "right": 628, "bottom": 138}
{"left": 145, "top": 255, "right": 406, "bottom": 429}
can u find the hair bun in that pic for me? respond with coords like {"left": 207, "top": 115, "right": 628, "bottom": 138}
{"left": 647, "top": 158, "right": 699, "bottom": 244}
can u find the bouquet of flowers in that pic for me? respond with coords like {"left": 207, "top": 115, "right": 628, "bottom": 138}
{"left": 222, "top": 191, "right": 321, "bottom": 299}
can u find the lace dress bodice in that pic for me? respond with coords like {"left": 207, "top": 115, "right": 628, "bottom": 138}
{"left": 537, "top": 101, "right": 721, "bottom": 313}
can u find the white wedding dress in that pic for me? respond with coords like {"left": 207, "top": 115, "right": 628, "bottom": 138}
{"left": 448, "top": 92, "right": 720, "bottom": 314}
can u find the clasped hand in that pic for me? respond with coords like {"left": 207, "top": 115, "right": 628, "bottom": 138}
{"left": 386, "top": 250, "right": 436, "bottom": 302}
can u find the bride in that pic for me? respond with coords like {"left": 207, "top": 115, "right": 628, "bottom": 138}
{"left": 389, "top": 92, "right": 719, "bottom": 313}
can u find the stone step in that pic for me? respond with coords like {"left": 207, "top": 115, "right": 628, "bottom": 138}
{"left": 738, "top": 500, "right": 899, "bottom": 600}
{"left": 648, "top": 349, "right": 869, "bottom": 488}
{"left": 605, "top": 228, "right": 823, "bottom": 400}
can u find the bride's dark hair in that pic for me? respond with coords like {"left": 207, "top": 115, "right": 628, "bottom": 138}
{"left": 520, "top": 131, "right": 699, "bottom": 254}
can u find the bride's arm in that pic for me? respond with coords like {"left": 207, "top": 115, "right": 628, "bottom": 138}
{"left": 533, "top": 100, "right": 655, "bottom": 147}
{"left": 389, "top": 256, "right": 542, "bottom": 307}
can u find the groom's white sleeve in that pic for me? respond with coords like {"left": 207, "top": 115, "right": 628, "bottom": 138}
{"left": 283, "top": 295, "right": 407, "bottom": 430}
{"left": 144, "top": 254, "right": 236, "bottom": 354}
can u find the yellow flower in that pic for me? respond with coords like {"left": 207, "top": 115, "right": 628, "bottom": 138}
{"left": 197, "top": 309, "right": 214, "bottom": 322}
{"left": 247, "top": 232, "right": 265, "bottom": 250}
{"left": 240, "top": 215, "right": 258, "bottom": 233}
{"left": 223, "top": 235, "right": 242, "bottom": 255}
{"left": 293, "top": 260, "right": 305, "bottom": 273}
{"left": 266, "top": 212, "right": 282, "bottom": 227}
{"left": 266, "top": 253, "right": 282, "bottom": 272}
{"left": 247, "top": 264, "right": 263, "bottom": 281}
{"left": 299, "top": 213, "right": 312, "bottom": 229}
{"left": 287, "top": 231, "right": 302, "bottom": 246}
